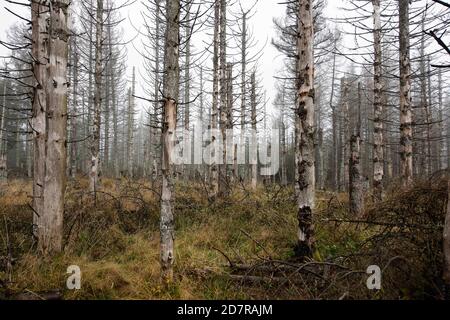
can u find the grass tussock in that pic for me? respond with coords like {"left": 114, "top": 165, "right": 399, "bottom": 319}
{"left": 0, "top": 177, "right": 447, "bottom": 300}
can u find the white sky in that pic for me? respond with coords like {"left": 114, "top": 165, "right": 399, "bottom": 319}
{"left": 0, "top": 0, "right": 340, "bottom": 112}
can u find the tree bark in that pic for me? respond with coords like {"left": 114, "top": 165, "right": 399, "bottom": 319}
{"left": 31, "top": 1, "right": 48, "bottom": 239}
{"left": 219, "top": 0, "right": 228, "bottom": 196}
{"left": 372, "top": 0, "right": 384, "bottom": 200}
{"left": 349, "top": 83, "right": 364, "bottom": 217}
{"left": 160, "top": 0, "right": 180, "bottom": 283}
{"left": 39, "top": 0, "right": 70, "bottom": 254}
{"left": 444, "top": 178, "right": 450, "bottom": 295}
{"left": 399, "top": 0, "right": 413, "bottom": 186}
{"left": 295, "top": 0, "right": 315, "bottom": 258}
{"left": 210, "top": 0, "right": 220, "bottom": 197}
{"left": 250, "top": 72, "right": 257, "bottom": 189}
{"left": 0, "top": 64, "right": 8, "bottom": 182}
{"left": 90, "top": 0, "right": 103, "bottom": 193}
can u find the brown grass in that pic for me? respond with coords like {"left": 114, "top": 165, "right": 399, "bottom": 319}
{"left": 0, "top": 178, "right": 447, "bottom": 300}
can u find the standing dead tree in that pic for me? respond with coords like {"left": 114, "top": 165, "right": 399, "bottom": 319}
{"left": 295, "top": 0, "right": 315, "bottom": 258}
{"left": 160, "top": 0, "right": 180, "bottom": 284}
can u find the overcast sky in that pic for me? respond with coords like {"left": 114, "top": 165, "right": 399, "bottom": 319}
{"left": 0, "top": 0, "right": 340, "bottom": 114}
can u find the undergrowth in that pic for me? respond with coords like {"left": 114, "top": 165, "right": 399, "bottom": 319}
{"left": 0, "top": 177, "right": 447, "bottom": 300}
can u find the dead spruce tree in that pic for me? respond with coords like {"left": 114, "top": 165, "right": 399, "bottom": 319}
{"left": 399, "top": 0, "right": 413, "bottom": 186}
{"left": 349, "top": 82, "right": 364, "bottom": 217}
{"left": 372, "top": 0, "right": 384, "bottom": 200}
{"left": 209, "top": 0, "right": 220, "bottom": 198}
{"left": 30, "top": 0, "right": 70, "bottom": 253}
{"left": 41, "top": 0, "right": 70, "bottom": 253}
{"left": 90, "top": 0, "right": 103, "bottom": 193}
{"left": 295, "top": 0, "right": 315, "bottom": 257}
{"left": 160, "top": 0, "right": 180, "bottom": 283}
{"left": 31, "top": 0, "right": 48, "bottom": 239}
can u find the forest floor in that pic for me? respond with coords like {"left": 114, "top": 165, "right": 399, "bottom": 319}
{"left": 0, "top": 177, "right": 447, "bottom": 300}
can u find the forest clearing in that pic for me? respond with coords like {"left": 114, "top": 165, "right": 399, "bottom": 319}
{"left": 1, "top": 0, "right": 450, "bottom": 302}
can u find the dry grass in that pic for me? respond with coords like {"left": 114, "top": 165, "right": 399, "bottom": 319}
{"left": 0, "top": 178, "right": 447, "bottom": 300}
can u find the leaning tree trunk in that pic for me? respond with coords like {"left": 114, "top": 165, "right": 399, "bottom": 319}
{"left": 295, "top": 0, "right": 315, "bottom": 258}
{"left": 399, "top": 0, "right": 413, "bottom": 186}
{"left": 160, "top": 0, "right": 180, "bottom": 284}
{"left": 40, "top": 0, "right": 69, "bottom": 254}
{"left": 31, "top": 1, "right": 48, "bottom": 238}
{"left": 372, "top": 0, "right": 384, "bottom": 200}
{"left": 90, "top": 0, "right": 103, "bottom": 193}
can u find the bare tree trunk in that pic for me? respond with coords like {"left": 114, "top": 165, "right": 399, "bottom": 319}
{"left": 111, "top": 46, "right": 119, "bottom": 178}
{"left": 219, "top": 0, "right": 228, "bottom": 196}
{"left": 127, "top": 67, "right": 136, "bottom": 178}
{"left": 151, "top": 0, "right": 161, "bottom": 182}
{"left": 240, "top": 11, "right": 247, "bottom": 182}
{"left": 438, "top": 69, "right": 443, "bottom": 171}
{"left": 342, "top": 78, "right": 350, "bottom": 192}
{"left": 349, "top": 82, "right": 364, "bottom": 217}
{"left": 226, "top": 63, "right": 236, "bottom": 183}
{"left": 40, "top": 0, "right": 69, "bottom": 254}
{"left": 90, "top": 0, "right": 103, "bottom": 193}
{"left": 0, "top": 64, "right": 8, "bottom": 182}
{"left": 330, "top": 48, "right": 338, "bottom": 191}
{"left": 372, "top": 0, "right": 384, "bottom": 200}
{"left": 250, "top": 72, "right": 257, "bottom": 190}
{"left": 184, "top": 5, "right": 191, "bottom": 178}
{"left": 70, "top": 37, "right": 79, "bottom": 178}
{"left": 160, "top": 0, "right": 180, "bottom": 284}
{"left": 315, "top": 85, "right": 324, "bottom": 190}
{"left": 295, "top": 0, "right": 315, "bottom": 258}
{"left": 31, "top": 2, "right": 48, "bottom": 238}
{"left": 210, "top": 0, "right": 220, "bottom": 197}
{"left": 399, "top": 0, "right": 413, "bottom": 186}
{"left": 444, "top": 176, "right": 450, "bottom": 298}
{"left": 427, "top": 57, "right": 437, "bottom": 173}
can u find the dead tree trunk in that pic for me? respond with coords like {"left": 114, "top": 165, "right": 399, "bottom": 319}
{"left": 0, "top": 64, "right": 8, "bottom": 182}
{"left": 342, "top": 78, "right": 350, "bottom": 192}
{"left": 295, "top": 0, "right": 315, "bottom": 258}
{"left": 127, "top": 67, "right": 136, "bottom": 178}
{"left": 240, "top": 11, "right": 247, "bottom": 182}
{"left": 250, "top": 72, "right": 257, "bottom": 189}
{"left": 372, "top": 0, "right": 384, "bottom": 200}
{"left": 90, "top": 0, "right": 103, "bottom": 193}
{"left": 31, "top": 1, "right": 48, "bottom": 238}
{"left": 219, "top": 0, "right": 228, "bottom": 196}
{"left": 70, "top": 36, "right": 79, "bottom": 178}
{"left": 210, "top": 0, "right": 220, "bottom": 197}
{"left": 349, "top": 82, "right": 364, "bottom": 217}
{"left": 40, "top": 0, "right": 70, "bottom": 253}
{"left": 160, "top": 0, "right": 180, "bottom": 283}
{"left": 399, "top": 0, "right": 413, "bottom": 186}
